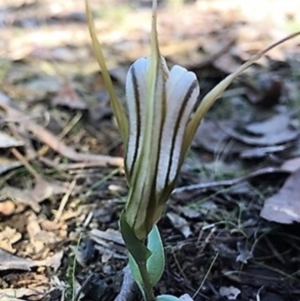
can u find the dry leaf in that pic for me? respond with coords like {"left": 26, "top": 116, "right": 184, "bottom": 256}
{"left": 167, "top": 212, "right": 192, "bottom": 238}
{"left": 32, "top": 177, "right": 69, "bottom": 204}
{"left": 0, "top": 157, "right": 22, "bottom": 175}
{"left": 260, "top": 169, "right": 300, "bottom": 223}
{"left": 245, "top": 114, "right": 289, "bottom": 135}
{"left": 172, "top": 167, "right": 289, "bottom": 201}
{"left": 245, "top": 73, "right": 282, "bottom": 108}
{"left": 0, "top": 288, "right": 44, "bottom": 300}
{"left": 0, "top": 132, "right": 23, "bottom": 148}
{"left": 35, "top": 250, "right": 64, "bottom": 272}
{"left": 27, "top": 213, "right": 63, "bottom": 254}
{"left": 0, "top": 227, "right": 22, "bottom": 253}
{"left": 90, "top": 228, "right": 126, "bottom": 260}
{"left": 0, "top": 99, "right": 123, "bottom": 167}
{"left": 192, "top": 120, "right": 246, "bottom": 154}
{"left": 1, "top": 186, "right": 41, "bottom": 213}
{"left": 1, "top": 177, "right": 69, "bottom": 213}
{"left": 0, "top": 249, "right": 35, "bottom": 271}
{"left": 227, "top": 114, "right": 300, "bottom": 146}
{"left": 219, "top": 286, "right": 241, "bottom": 300}
{"left": 179, "top": 294, "right": 195, "bottom": 301}
{"left": 240, "top": 145, "right": 287, "bottom": 159}
{"left": 51, "top": 81, "right": 87, "bottom": 110}
{"left": 281, "top": 157, "right": 300, "bottom": 172}
{"left": 0, "top": 294, "right": 24, "bottom": 301}
{"left": 176, "top": 205, "right": 201, "bottom": 219}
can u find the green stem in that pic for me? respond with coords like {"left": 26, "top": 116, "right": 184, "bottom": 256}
{"left": 137, "top": 261, "right": 155, "bottom": 301}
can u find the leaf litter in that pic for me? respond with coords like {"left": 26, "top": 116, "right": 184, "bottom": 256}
{"left": 260, "top": 168, "right": 300, "bottom": 223}
{"left": 1, "top": 0, "right": 300, "bottom": 300}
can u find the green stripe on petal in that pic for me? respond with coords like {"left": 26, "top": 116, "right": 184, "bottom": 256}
{"left": 124, "top": 0, "right": 168, "bottom": 240}
{"left": 125, "top": 58, "right": 148, "bottom": 179}
{"left": 156, "top": 66, "right": 199, "bottom": 193}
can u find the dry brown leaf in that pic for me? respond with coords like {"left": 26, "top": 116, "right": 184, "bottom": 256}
{"left": 219, "top": 286, "right": 241, "bottom": 300}
{"left": 0, "top": 288, "right": 45, "bottom": 300}
{"left": 26, "top": 213, "right": 44, "bottom": 254}
{"left": 0, "top": 132, "right": 24, "bottom": 148}
{"left": 1, "top": 186, "right": 41, "bottom": 213}
{"left": 245, "top": 73, "right": 282, "bottom": 108}
{"left": 51, "top": 81, "right": 87, "bottom": 110}
{"left": 226, "top": 125, "right": 299, "bottom": 146}
{"left": 32, "top": 177, "right": 69, "bottom": 203}
{"left": 213, "top": 52, "right": 241, "bottom": 74}
{"left": 35, "top": 250, "right": 64, "bottom": 272}
{"left": 27, "top": 213, "right": 63, "bottom": 254}
{"left": 0, "top": 249, "right": 35, "bottom": 271}
{"left": 0, "top": 294, "right": 23, "bottom": 301}
{"left": 179, "top": 294, "right": 195, "bottom": 301}
{"left": 222, "top": 114, "right": 300, "bottom": 147}
{"left": 240, "top": 145, "right": 287, "bottom": 159}
{"left": 172, "top": 167, "right": 289, "bottom": 201}
{"left": 281, "top": 157, "right": 300, "bottom": 172}
{"left": 0, "top": 157, "right": 22, "bottom": 175}
{"left": 0, "top": 98, "right": 123, "bottom": 167}
{"left": 30, "top": 46, "right": 86, "bottom": 62}
{"left": 167, "top": 212, "right": 192, "bottom": 238}
{"left": 176, "top": 205, "right": 201, "bottom": 219}
{"left": 260, "top": 169, "right": 300, "bottom": 223}
{"left": 0, "top": 227, "right": 22, "bottom": 253}
{"left": 1, "top": 177, "right": 68, "bottom": 213}
{"left": 245, "top": 114, "right": 289, "bottom": 135}
{"left": 90, "top": 228, "right": 124, "bottom": 245}
{"left": 192, "top": 120, "right": 246, "bottom": 154}
{"left": 90, "top": 228, "right": 126, "bottom": 260}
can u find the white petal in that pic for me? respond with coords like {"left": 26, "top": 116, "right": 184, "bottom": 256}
{"left": 156, "top": 65, "right": 200, "bottom": 192}
{"left": 125, "top": 57, "right": 149, "bottom": 176}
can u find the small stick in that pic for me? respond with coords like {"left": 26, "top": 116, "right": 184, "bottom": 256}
{"left": 10, "top": 147, "right": 40, "bottom": 180}
{"left": 73, "top": 273, "right": 94, "bottom": 301}
{"left": 54, "top": 178, "right": 77, "bottom": 222}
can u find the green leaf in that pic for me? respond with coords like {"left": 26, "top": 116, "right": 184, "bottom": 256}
{"left": 127, "top": 225, "right": 164, "bottom": 287}
{"left": 147, "top": 225, "right": 165, "bottom": 286}
{"left": 120, "top": 213, "right": 151, "bottom": 263}
{"left": 85, "top": 0, "right": 128, "bottom": 143}
{"left": 128, "top": 253, "right": 143, "bottom": 285}
{"left": 156, "top": 295, "right": 181, "bottom": 301}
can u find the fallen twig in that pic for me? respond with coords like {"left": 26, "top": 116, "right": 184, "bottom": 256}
{"left": 0, "top": 99, "right": 123, "bottom": 168}
{"left": 172, "top": 167, "right": 290, "bottom": 201}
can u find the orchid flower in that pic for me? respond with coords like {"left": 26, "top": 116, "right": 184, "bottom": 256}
{"left": 85, "top": 0, "right": 300, "bottom": 299}
{"left": 87, "top": 0, "right": 201, "bottom": 241}
{"left": 124, "top": 19, "right": 200, "bottom": 241}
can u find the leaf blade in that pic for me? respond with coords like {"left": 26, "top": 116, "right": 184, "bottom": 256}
{"left": 85, "top": 0, "right": 128, "bottom": 143}
{"left": 147, "top": 225, "right": 165, "bottom": 286}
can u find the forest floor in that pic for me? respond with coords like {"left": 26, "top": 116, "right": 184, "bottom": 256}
{"left": 1, "top": 0, "right": 300, "bottom": 300}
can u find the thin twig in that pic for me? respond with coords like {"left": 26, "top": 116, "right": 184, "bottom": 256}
{"left": 10, "top": 147, "right": 40, "bottom": 180}
{"left": 73, "top": 272, "right": 94, "bottom": 301}
{"left": 54, "top": 178, "right": 77, "bottom": 222}
{"left": 172, "top": 167, "right": 289, "bottom": 200}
